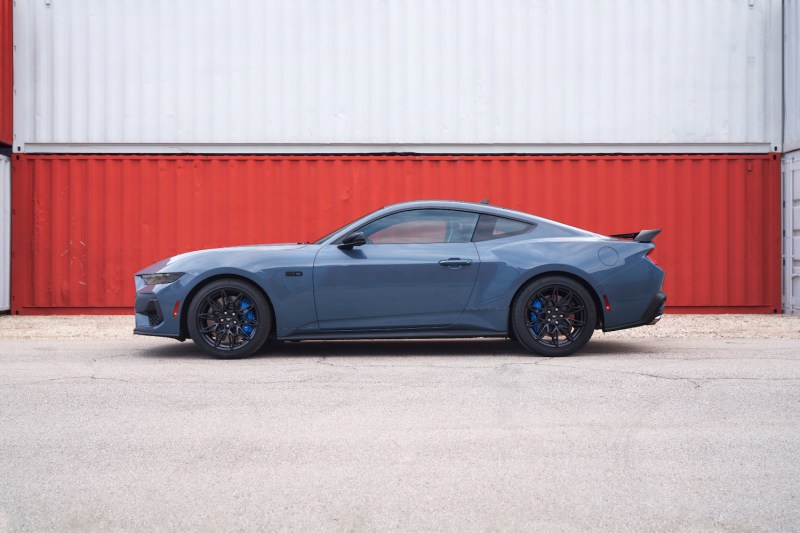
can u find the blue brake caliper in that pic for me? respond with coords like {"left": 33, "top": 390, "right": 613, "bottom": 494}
{"left": 241, "top": 298, "right": 255, "bottom": 335}
{"left": 530, "top": 299, "right": 543, "bottom": 334}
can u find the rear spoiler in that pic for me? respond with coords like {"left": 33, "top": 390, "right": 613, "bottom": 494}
{"left": 609, "top": 229, "right": 662, "bottom": 243}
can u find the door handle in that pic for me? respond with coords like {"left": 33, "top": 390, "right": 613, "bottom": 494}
{"left": 438, "top": 258, "right": 473, "bottom": 267}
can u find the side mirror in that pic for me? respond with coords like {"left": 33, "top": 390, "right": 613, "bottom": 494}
{"left": 338, "top": 231, "right": 367, "bottom": 249}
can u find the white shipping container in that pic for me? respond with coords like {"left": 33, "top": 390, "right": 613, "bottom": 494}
{"left": 785, "top": 0, "right": 800, "bottom": 153}
{"left": 13, "top": 0, "right": 783, "bottom": 154}
{"left": 785, "top": 150, "right": 800, "bottom": 314}
{"left": 0, "top": 154, "right": 9, "bottom": 312}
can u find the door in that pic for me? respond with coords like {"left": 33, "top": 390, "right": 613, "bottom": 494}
{"left": 313, "top": 209, "right": 481, "bottom": 330}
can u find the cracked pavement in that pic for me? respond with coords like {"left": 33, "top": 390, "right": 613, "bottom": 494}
{"left": 1, "top": 315, "right": 800, "bottom": 531}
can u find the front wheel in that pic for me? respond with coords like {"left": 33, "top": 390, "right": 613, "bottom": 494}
{"left": 187, "top": 279, "right": 272, "bottom": 359}
{"left": 511, "top": 276, "right": 597, "bottom": 357}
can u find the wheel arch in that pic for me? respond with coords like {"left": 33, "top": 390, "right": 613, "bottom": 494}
{"left": 179, "top": 273, "right": 277, "bottom": 341}
{"left": 508, "top": 270, "right": 605, "bottom": 334}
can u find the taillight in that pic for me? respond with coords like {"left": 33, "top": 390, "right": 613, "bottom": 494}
{"left": 646, "top": 248, "right": 658, "bottom": 265}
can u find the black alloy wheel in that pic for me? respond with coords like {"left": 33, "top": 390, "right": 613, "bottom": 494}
{"left": 512, "top": 275, "right": 597, "bottom": 356}
{"left": 187, "top": 279, "right": 272, "bottom": 359}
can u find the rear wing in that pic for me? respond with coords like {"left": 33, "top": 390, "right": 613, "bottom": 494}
{"left": 609, "top": 229, "right": 661, "bottom": 243}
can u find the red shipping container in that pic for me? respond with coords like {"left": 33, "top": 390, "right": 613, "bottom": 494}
{"left": 11, "top": 154, "right": 781, "bottom": 314}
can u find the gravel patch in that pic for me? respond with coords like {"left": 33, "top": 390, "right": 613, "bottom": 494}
{"left": 1, "top": 313, "right": 799, "bottom": 340}
{"left": 0, "top": 315, "right": 137, "bottom": 340}
{"left": 603, "top": 313, "right": 800, "bottom": 339}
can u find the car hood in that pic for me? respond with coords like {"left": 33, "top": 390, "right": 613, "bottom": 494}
{"left": 135, "top": 243, "right": 311, "bottom": 275}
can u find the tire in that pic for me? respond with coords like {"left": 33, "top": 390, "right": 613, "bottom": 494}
{"left": 187, "top": 278, "right": 272, "bottom": 359}
{"left": 511, "top": 275, "right": 596, "bottom": 357}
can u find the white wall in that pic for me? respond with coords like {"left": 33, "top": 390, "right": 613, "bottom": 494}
{"left": 13, "top": 0, "right": 783, "bottom": 154}
{"left": 785, "top": 0, "right": 800, "bottom": 153}
{"left": 0, "top": 154, "right": 9, "bottom": 312}
{"left": 784, "top": 151, "right": 800, "bottom": 314}
{"left": 782, "top": 1, "right": 800, "bottom": 313}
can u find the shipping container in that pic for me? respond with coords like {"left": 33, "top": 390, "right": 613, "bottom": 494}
{"left": 12, "top": 0, "right": 783, "bottom": 154}
{"left": 0, "top": 0, "right": 11, "bottom": 145}
{"left": 786, "top": 0, "right": 800, "bottom": 153}
{"left": 11, "top": 154, "right": 781, "bottom": 315}
{"left": 784, "top": 151, "right": 800, "bottom": 314}
{"left": 0, "top": 154, "right": 9, "bottom": 311}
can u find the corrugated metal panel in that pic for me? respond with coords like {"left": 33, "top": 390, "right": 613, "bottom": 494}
{"left": 12, "top": 0, "right": 783, "bottom": 154}
{"left": 11, "top": 154, "right": 781, "bottom": 314}
{"left": 784, "top": 151, "right": 800, "bottom": 314}
{"left": 786, "top": 0, "right": 800, "bottom": 153}
{"left": 0, "top": 154, "right": 9, "bottom": 311}
{"left": 0, "top": 0, "right": 11, "bottom": 145}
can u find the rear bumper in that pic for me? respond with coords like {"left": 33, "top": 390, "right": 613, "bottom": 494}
{"left": 644, "top": 291, "right": 667, "bottom": 325}
{"left": 603, "top": 291, "right": 666, "bottom": 332}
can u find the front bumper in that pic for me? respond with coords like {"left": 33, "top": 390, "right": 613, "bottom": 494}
{"left": 135, "top": 293, "right": 164, "bottom": 328}
{"left": 133, "top": 277, "right": 189, "bottom": 340}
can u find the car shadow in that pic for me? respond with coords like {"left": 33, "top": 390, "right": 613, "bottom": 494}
{"left": 138, "top": 337, "right": 654, "bottom": 360}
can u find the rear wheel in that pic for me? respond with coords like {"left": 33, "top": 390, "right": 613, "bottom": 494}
{"left": 187, "top": 279, "right": 271, "bottom": 359}
{"left": 512, "top": 276, "right": 596, "bottom": 356}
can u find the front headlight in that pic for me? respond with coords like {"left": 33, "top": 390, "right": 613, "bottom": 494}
{"left": 139, "top": 272, "right": 185, "bottom": 285}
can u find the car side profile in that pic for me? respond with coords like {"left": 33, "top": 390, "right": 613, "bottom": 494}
{"left": 134, "top": 200, "right": 666, "bottom": 358}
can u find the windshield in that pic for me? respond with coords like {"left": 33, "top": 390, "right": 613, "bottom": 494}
{"left": 313, "top": 221, "right": 354, "bottom": 244}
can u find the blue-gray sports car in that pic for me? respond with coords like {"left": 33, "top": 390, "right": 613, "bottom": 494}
{"left": 134, "top": 200, "right": 665, "bottom": 358}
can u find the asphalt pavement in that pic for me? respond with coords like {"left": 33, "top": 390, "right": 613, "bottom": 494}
{"left": 1, "top": 316, "right": 799, "bottom": 531}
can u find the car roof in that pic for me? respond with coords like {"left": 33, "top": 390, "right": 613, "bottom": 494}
{"left": 375, "top": 200, "right": 597, "bottom": 236}
{"left": 377, "top": 199, "right": 534, "bottom": 219}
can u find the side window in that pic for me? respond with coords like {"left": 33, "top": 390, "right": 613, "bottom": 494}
{"left": 472, "top": 214, "right": 535, "bottom": 242}
{"left": 360, "top": 209, "right": 480, "bottom": 244}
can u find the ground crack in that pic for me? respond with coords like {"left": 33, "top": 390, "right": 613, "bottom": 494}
{"left": 536, "top": 362, "right": 800, "bottom": 388}
{"left": 315, "top": 357, "right": 357, "bottom": 369}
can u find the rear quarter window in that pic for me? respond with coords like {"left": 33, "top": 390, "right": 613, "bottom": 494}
{"left": 472, "top": 215, "right": 535, "bottom": 242}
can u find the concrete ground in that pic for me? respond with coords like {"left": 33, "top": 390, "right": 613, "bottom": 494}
{"left": 0, "top": 314, "right": 799, "bottom": 531}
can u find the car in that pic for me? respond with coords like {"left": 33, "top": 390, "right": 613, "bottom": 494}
{"left": 134, "top": 200, "right": 665, "bottom": 359}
